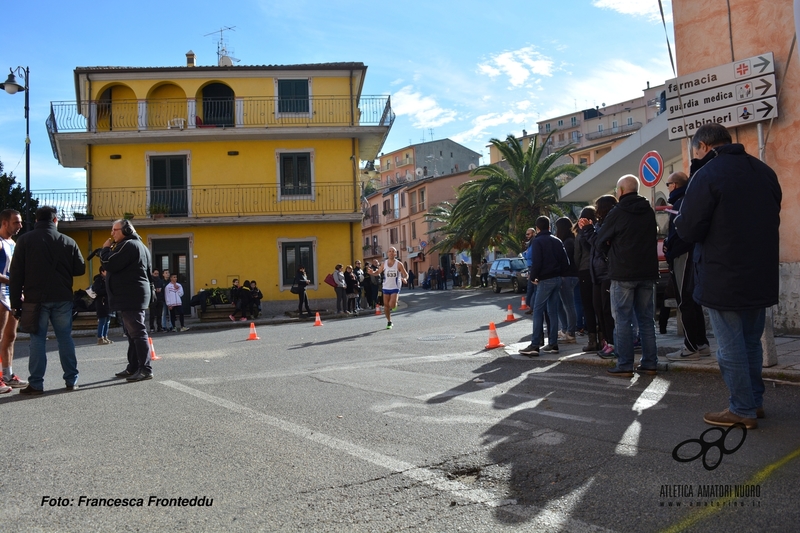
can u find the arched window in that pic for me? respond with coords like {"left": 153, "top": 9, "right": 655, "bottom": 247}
{"left": 201, "top": 83, "right": 234, "bottom": 126}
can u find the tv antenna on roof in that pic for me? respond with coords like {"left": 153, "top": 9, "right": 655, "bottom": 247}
{"left": 204, "top": 26, "right": 240, "bottom": 66}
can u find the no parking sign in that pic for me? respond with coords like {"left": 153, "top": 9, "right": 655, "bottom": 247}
{"left": 639, "top": 151, "right": 664, "bottom": 188}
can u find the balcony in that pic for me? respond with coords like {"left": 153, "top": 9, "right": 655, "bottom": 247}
{"left": 33, "top": 182, "right": 358, "bottom": 223}
{"left": 584, "top": 122, "right": 642, "bottom": 141}
{"left": 384, "top": 209, "right": 401, "bottom": 222}
{"left": 361, "top": 214, "right": 381, "bottom": 228}
{"left": 47, "top": 95, "right": 395, "bottom": 166}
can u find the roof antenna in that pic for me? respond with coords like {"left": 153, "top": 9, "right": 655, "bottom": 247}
{"left": 204, "top": 26, "right": 240, "bottom": 66}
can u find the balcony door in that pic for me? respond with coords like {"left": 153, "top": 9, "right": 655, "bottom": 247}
{"left": 201, "top": 83, "right": 234, "bottom": 126}
{"left": 150, "top": 155, "right": 188, "bottom": 217}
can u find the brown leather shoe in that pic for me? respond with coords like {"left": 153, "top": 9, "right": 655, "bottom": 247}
{"left": 703, "top": 408, "right": 757, "bottom": 429}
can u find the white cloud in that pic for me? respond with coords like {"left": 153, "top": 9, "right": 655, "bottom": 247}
{"left": 389, "top": 78, "right": 404, "bottom": 86}
{"left": 477, "top": 46, "right": 555, "bottom": 88}
{"left": 592, "top": 0, "right": 672, "bottom": 22}
{"left": 392, "top": 86, "right": 457, "bottom": 129}
{"left": 451, "top": 110, "right": 533, "bottom": 145}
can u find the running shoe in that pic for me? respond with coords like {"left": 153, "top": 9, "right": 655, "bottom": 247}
{"left": 4, "top": 374, "right": 28, "bottom": 388}
{"left": 386, "top": 321, "right": 393, "bottom": 329}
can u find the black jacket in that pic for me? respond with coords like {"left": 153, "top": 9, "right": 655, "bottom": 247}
{"left": 664, "top": 184, "right": 692, "bottom": 264}
{"left": 594, "top": 193, "right": 659, "bottom": 281}
{"left": 561, "top": 235, "right": 579, "bottom": 277}
{"left": 91, "top": 274, "right": 110, "bottom": 318}
{"left": 675, "top": 143, "right": 781, "bottom": 310}
{"left": 529, "top": 230, "right": 569, "bottom": 281}
{"left": 100, "top": 235, "right": 153, "bottom": 311}
{"left": 581, "top": 221, "right": 611, "bottom": 284}
{"left": 9, "top": 220, "right": 85, "bottom": 308}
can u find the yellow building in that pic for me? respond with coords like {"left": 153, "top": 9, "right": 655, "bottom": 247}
{"left": 44, "top": 52, "right": 394, "bottom": 311}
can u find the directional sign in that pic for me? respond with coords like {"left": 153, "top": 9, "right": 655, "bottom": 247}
{"left": 668, "top": 97, "right": 778, "bottom": 140}
{"left": 639, "top": 151, "right": 664, "bottom": 188}
{"left": 665, "top": 52, "right": 774, "bottom": 98}
{"left": 665, "top": 75, "right": 776, "bottom": 119}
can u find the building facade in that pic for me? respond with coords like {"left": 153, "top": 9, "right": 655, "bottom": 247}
{"left": 44, "top": 53, "right": 393, "bottom": 311}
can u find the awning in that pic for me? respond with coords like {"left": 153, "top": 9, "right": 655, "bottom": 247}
{"left": 559, "top": 112, "right": 683, "bottom": 203}
{"left": 407, "top": 252, "right": 420, "bottom": 259}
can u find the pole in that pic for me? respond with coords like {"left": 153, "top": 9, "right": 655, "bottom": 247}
{"left": 756, "top": 122, "right": 778, "bottom": 367}
{"left": 24, "top": 67, "right": 31, "bottom": 229}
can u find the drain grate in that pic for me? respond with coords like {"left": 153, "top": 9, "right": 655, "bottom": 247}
{"left": 418, "top": 334, "right": 457, "bottom": 341}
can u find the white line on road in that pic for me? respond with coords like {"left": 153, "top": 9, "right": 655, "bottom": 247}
{"left": 161, "top": 380, "right": 615, "bottom": 532}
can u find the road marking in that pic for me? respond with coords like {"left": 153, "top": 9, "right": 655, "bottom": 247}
{"left": 615, "top": 377, "right": 670, "bottom": 456}
{"left": 161, "top": 380, "right": 614, "bottom": 532}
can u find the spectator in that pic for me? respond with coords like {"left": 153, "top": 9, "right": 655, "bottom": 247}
{"left": 160, "top": 269, "right": 171, "bottom": 330}
{"left": 294, "top": 266, "right": 313, "bottom": 317}
{"left": 370, "top": 260, "right": 382, "bottom": 307}
{"left": 92, "top": 266, "right": 112, "bottom": 345}
{"left": 575, "top": 206, "right": 600, "bottom": 352}
{"left": 353, "top": 261, "right": 365, "bottom": 311}
{"left": 555, "top": 217, "right": 579, "bottom": 344}
{"left": 0, "top": 208, "right": 25, "bottom": 392}
{"left": 344, "top": 265, "right": 360, "bottom": 315}
{"left": 459, "top": 261, "right": 469, "bottom": 287}
{"left": 407, "top": 267, "right": 415, "bottom": 289}
{"left": 582, "top": 175, "right": 659, "bottom": 377}
{"left": 519, "top": 216, "right": 569, "bottom": 356}
{"left": 663, "top": 171, "right": 710, "bottom": 361}
{"left": 239, "top": 279, "right": 252, "bottom": 320}
{"left": 229, "top": 278, "right": 246, "bottom": 322}
{"left": 480, "top": 259, "right": 490, "bottom": 288}
{"left": 165, "top": 273, "right": 188, "bottom": 331}
{"left": 675, "top": 123, "right": 781, "bottom": 429}
{"left": 149, "top": 268, "right": 165, "bottom": 333}
{"left": 582, "top": 196, "right": 617, "bottom": 358}
{"left": 332, "top": 264, "right": 347, "bottom": 314}
{"left": 250, "top": 281, "right": 263, "bottom": 318}
{"left": 100, "top": 218, "right": 153, "bottom": 382}
{"left": 10, "top": 206, "right": 85, "bottom": 393}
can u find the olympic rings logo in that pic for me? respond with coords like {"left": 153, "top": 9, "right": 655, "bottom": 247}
{"left": 672, "top": 423, "right": 747, "bottom": 471}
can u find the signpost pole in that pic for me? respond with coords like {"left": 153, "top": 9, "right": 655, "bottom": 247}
{"left": 755, "top": 121, "right": 778, "bottom": 367}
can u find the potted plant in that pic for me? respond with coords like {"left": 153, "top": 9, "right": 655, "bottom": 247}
{"left": 149, "top": 203, "right": 170, "bottom": 218}
{"left": 73, "top": 212, "right": 94, "bottom": 220}
{"left": 123, "top": 212, "right": 135, "bottom": 220}
{"left": 362, "top": 244, "right": 371, "bottom": 252}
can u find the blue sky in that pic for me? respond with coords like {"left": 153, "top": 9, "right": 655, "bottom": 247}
{"left": 0, "top": 0, "right": 674, "bottom": 191}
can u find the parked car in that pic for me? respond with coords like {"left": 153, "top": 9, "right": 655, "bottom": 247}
{"left": 488, "top": 258, "right": 528, "bottom": 293}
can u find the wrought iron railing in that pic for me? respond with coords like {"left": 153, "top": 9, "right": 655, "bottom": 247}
{"left": 33, "top": 183, "right": 358, "bottom": 221}
{"left": 584, "top": 122, "right": 642, "bottom": 141}
{"left": 47, "top": 95, "right": 394, "bottom": 133}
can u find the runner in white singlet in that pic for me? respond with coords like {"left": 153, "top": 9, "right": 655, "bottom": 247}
{"left": 0, "top": 210, "right": 25, "bottom": 391}
{"left": 373, "top": 247, "right": 408, "bottom": 329}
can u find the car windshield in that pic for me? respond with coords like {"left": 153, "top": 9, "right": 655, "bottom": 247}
{"left": 509, "top": 259, "right": 526, "bottom": 270}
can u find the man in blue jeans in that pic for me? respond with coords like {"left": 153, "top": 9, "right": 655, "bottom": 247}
{"left": 519, "top": 217, "right": 569, "bottom": 356}
{"left": 580, "top": 175, "right": 659, "bottom": 377}
{"left": 675, "top": 123, "right": 781, "bottom": 430}
{"left": 10, "top": 207, "right": 85, "bottom": 394}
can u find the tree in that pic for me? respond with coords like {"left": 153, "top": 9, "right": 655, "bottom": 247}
{"left": 465, "top": 132, "right": 584, "bottom": 251}
{"left": 0, "top": 160, "right": 38, "bottom": 232}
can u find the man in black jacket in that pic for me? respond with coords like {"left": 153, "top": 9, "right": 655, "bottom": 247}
{"left": 675, "top": 123, "right": 781, "bottom": 430}
{"left": 10, "top": 207, "right": 85, "bottom": 394}
{"left": 580, "top": 175, "right": 659, "bottom": 377}
{"left": 100, "top": 219, "right": 154, "bottom": 382}
{"left": 663, "top": 171, "right": 709, "bottom": 361}
{"left": 519, "top": 216, "right": 569, "bottom": 356}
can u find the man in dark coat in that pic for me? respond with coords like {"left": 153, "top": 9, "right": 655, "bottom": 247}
{"left": 100, "top": 219, "right": 154, "bottom": 382}
{"left": 519, "top": 216, "right": 570, "bottom": 356}
{"left": 10, "top": 207, "right": 85, "bottom": 394}
{"left": 663, "top": 171, "right": 709, "bottom": 361}
{"left": 581, "top": 175, "right": 659, "bottom": 377}
{"left": 675, "top": 123, "right": 781, "bottom": 430}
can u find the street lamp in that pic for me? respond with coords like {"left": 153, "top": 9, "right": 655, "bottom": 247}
{"left": 0, "top": 67, "right": 31, "bottom": 228}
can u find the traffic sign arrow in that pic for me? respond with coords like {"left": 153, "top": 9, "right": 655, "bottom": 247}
{"left": 753, "top": 56, "right": 771, "bottom": 73}
{"left": 757, "top": 100, "right": 774, "bottom": 118}
{"left": 754, "top": 78, "right": 773, "bottom": 96}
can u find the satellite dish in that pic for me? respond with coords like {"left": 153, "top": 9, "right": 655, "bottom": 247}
{"left": 415, "top": 168, "right": 423, "bottom": 176}
{"left": 219, "top": 55, "right": 233, "bottom": 66}
{"left": 468, "top": 163, "right": 477, "bottom": 170}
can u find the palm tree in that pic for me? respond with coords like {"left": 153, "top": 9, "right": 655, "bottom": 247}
{"left": 467, "top": 132, "right": 584, "bottom": 249}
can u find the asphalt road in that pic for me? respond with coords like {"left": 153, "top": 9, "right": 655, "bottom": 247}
{"left": 2, "top": 289, "right": 799, "bottom": 532}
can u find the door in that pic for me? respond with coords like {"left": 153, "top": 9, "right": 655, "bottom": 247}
{"left": 153, "top": 238, "right": 191, "bottom": 313}
{"left": 150, "top": 155, "right": 188, "bottom": 217}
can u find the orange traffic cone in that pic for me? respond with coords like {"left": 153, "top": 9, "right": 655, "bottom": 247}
{"left": 313, "top": 312, "right": 323, "bottom": 326}
{"left": 485, "top": 322, "right": 505, "bottom": 349}
{"left": 519, "top": 296, "right": 529, "bottom": 311}
{"left": 247, "top": 322, "right": 260, "bottom": 341}
{"left": 505, "top": 305, "right": 516, "bottom": 322}
{"left": 375, "top": 304, "right": 381, "bottom": 316}
{"left": 148, "top": 337, "right": 162, "bottom": 361}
